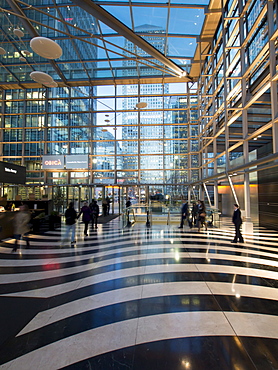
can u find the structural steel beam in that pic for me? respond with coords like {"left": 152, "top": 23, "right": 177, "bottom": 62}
{"left": 70, "top": 0, "right": 189, "bottom": 78}
{"left": 7, "top": 0, "right": 69, "bottom": 86}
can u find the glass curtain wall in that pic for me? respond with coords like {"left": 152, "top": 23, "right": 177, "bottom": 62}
{"left": 0, "top": 82, "right": 199, "bottom": 199}
{"left": 197, "top": 0, "right": 277, "bottom": 219}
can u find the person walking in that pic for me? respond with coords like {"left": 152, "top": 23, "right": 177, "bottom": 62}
{"left": 90, "top": 200, "right": 99, "bottom": 229}
{"left": 78, "top": 201, "right": 91, "bottom": 236}
{"left": 191, "top": 201, "right": 198, "bottom": 225}
{"left": 178, "top": 199, "right": 188, "bottom": 229}
{"left": 197, "top": 200, "right": 207, "bottom": 232}
{"left": 102, "top": 198, "right": 108, "bottom": 217}
{"left": 232, "top": 204, "right": 244, "bottom": 243}
{"left": 12, "top": 204, "right": 31, "bottom": 252}
{"left": 64, "top": 202, "right": 77, "bottom": 244}
{"left": 126, "top": 197, "right": 131, "bottom": 208}
{"left": 106, "top": 196, "right": 111, "bottom": 215}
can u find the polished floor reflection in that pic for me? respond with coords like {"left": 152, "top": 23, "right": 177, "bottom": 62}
{"left": 0, "top": 218, "right": 278, "bottom": 369}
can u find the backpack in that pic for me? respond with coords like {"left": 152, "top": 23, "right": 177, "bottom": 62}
{"left": 90, "top": 204, "right": 99, "bottom": 215}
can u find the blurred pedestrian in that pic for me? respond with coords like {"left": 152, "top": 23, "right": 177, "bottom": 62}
{"left": 178, "top": 199, "right": 188, "bottom": 229}
{"left": 106, "top": 196, "right": 111, "bottom": 215}
{"left": 191, "top": 201, "right": 198, "bottom": 225}
{"left": 64, "top": 202, "right": 77, "bottom": 244}
{"left": 12, "top": 204, "right": 31, "bottom": 252}
{"left": 102, "top": 198, "right": 108, "bottom": 216}
{"left": 78, "top": 201, "right": 91, "bottom": 236}
{"left": 90, "top": 200, "right": 99, "bottom": 228}
{"left": 197, "top": 200, "right": 207, "bottom": 232}
{"left": 126, "top": 197, "right": 131, "bottom": 208}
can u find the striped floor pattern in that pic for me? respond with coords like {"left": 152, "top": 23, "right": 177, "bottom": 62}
{"left": 0, "top": 218, "right": 278, "bottom": 369}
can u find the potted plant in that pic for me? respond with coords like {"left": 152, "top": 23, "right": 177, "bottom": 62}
{"left": 49, "top": 210, "right": 61, "bottom": 230}
{"left": 32, "top": 212, "right": 46, "bottom": 233}
{"left": 53, "top": 187, "right": 65, "bottom": 213}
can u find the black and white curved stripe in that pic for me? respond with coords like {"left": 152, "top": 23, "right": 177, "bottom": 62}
{"left": 0, "top": 219, "right": 278, "bottom": 369}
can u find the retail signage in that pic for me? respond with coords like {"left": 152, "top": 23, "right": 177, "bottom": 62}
{"left": 42, "top": 155, "right": 64, "bottom": 169}
{"left": 65, "top": 155, "right": 89, "bottom": 169}
{"left": 0, "top": 161, "right": 26, "bottom": 184}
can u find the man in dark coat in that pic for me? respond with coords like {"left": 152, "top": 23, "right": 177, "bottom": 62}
{"left": 65, "top": 202, "right": 77, "bottom": 244}
{"left": 232, "top": 204, "right": 244, "bottom": 243}
{"left": 178, "top": 199, "right": 188, "bottom": 229}
{"left": 90, "top": 200, "right": 99, "bottom": 229}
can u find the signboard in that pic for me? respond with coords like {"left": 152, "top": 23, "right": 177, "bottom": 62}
{"left": 65, "top": 155, "right": 88, "bottom": 169}
{"left": 0, "top": 161, "right": 26, "bottom": 184}
{"left": 42, "top": 155, "right": 64, "bottom": 169}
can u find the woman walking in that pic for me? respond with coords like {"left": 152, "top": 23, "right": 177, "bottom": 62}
{"left": 197, "top": 200, "right": 207, "bottom": 232}
{"left": 78, "top": 202, "right": 91, "bottom": 236}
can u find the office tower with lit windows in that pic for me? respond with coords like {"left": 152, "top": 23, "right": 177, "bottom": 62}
{"left": 122, "top": 25, "right": 170, "bottom": 184}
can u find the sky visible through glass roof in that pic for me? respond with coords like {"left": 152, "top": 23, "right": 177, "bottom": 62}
{"left": 0, "top": 0, "right": 210, "bottom": 85}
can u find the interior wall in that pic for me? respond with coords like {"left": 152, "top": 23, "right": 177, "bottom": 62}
{"left": 218, "top": 183, "right": 259, "bottom": 222}
{"left": 258, "top": 167, "right": 278, "bottom": 230}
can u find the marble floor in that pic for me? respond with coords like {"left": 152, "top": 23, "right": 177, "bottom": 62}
{"left": 0, "top": 217, "right": 278, "bottom": 370}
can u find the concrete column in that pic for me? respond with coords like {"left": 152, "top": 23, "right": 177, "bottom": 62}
{"left": 214, "top": 180, "right": 219, "bottom": 209}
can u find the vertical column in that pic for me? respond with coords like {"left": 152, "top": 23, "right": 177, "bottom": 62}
{"left": 21, "top": 89, "right": 27, "bottom": 166}
{"left": 44, "top": 88, "right": 49, "bottom": 186}
{"left": 0, "top": 90, "right": 3, "bottom": 197}
{"left": 0, "top": 89, "right": 4, "bottom": 161}
{"left": 221, "top": 2, "right": 230, "bottom": 174}
{"left": 214, "top": 180, "right": 219, "bottom": 210}
{"left": 137, "top": 81, "right": 141, "bottom": 185}
{"left": 197, "top": 39, "right": 203, "bottom": 200}
{"left": 210, "top": 44, "right": 218, "bottom": 210}
{"left": 114, "top": 84, "right": 117, "bottom": 185}
{"left": 239, "top": 0, "right": 253, "bottom": 233}
{"left": 89, "top": 86, "right": 94, "bottom": 185}
{"left": 268, "top": 0, "right": 278, "bottom": 152}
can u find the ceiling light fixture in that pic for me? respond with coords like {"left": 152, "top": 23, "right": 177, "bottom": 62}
{"left": 13, "top": 29, "right": 24, "bottom": 38}
{"left": 30, "top": 71, "right": 54, "bottom": 84}
{"left": 44, "top": 81, "right": 58, "bottom": 88}
{"left": 30, "top": 37, "right": 63, "bottom": 59}
{"left": 136, "top": 102, "right": 148, "bottom": 109}
{"left": 0, "top": 47, "right": 7, "bottom": 55}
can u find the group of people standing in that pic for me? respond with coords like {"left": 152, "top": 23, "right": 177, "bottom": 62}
{"left": 179, "top": 199, "right": 207, "bottom": 232}
{"left": 10, "top": 198, "right": 244, "bottom": 251}
{"left": 179, "top": 200, "right": 244, "bottom": 242}
{"left": 64, "top": 200, "right": 100, "bottom": 244}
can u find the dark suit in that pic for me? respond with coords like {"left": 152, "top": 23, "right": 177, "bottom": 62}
{"left": 232, "top": 208, "right": 243, "bottom": 242}
{"left": 179, "top": 202, "right": 188, "bottom": 228}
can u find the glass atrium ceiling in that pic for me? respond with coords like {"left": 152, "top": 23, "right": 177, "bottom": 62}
{"left": 0, "top": 0, "right": 210, "bottom": 88}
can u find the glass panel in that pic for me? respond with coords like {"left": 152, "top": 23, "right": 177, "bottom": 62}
{"left": 133, "top": 9, "right": 168, "bottom": 30}
{"left": 141, "top": 170, "right": 164, "bottom": 183}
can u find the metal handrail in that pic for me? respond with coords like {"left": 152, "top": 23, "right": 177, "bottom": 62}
{"left": 123, "top": 203, "right": 221, "bottom": 227}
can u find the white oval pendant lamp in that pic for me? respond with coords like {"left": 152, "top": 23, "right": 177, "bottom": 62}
{"left": 30, "top": 37, "right": 62, "bottom": 59}
{"left": 30, "top": 71, "right": 54, "bottom": 84}
{"left": 136, "top": 102, "right": 148, "bottom": 109}
{"left": 44, "top": 81, "right": 58, "bottom": 88}
{"left": 13, "top": 29, "right": 24, "bottom": 37}
{"left": 0, "top": 47, "right": 7, "bottom": 55}
{"left": 19, "top": 56, "right": 26, "bottom": 62}
{"left": 23, "top": 50, "right": 31, "bottom": 56}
